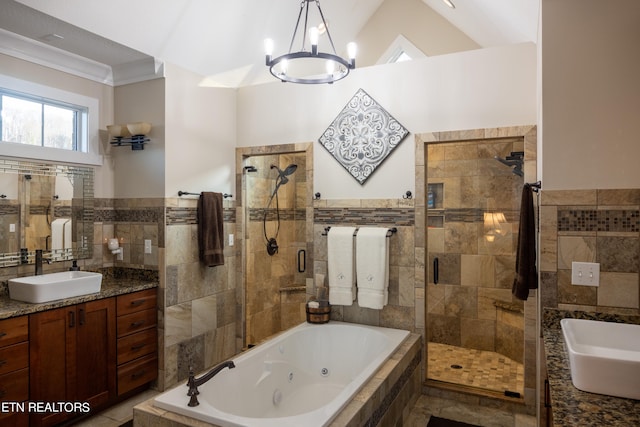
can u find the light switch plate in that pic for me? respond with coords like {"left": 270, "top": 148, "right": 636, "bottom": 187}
{"left": 571, "top": 261, "right": 600, "bottom": 286}
{"left": 144, "top": 239, "right": 152, "bottom": 254}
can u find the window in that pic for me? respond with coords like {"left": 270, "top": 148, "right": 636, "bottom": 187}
{"left": 1, "top": 89, "right": 87, "bottom": 152}
{"left": 0, "top": 73, "right": 101, "bottom": 166}
{"left": 376, "top": 35, "right": 427, "bottom": 65}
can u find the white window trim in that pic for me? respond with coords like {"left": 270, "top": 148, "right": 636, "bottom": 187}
{"left": 0, "top": 73, "right": 103, "bottom": 166}
{"left": 376, "top": 34, "right": 427, "bottom": 65}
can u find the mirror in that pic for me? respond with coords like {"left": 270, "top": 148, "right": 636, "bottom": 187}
{"left": 0, "top": 158, "right": 94, "bottom": 267}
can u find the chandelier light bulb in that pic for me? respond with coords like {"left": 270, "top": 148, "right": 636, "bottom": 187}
{"left": 347, "top": 42, "right": 357, "bottom": 60}
{"left": 326, "top": 60, "right": 335, "bottom": 75}
{"left": 309, "top": 27, "right": 319, "bottom": 54}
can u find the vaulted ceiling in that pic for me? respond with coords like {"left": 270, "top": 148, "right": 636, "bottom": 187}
{"left": 0, "top": 0, "right": 539, "bottom": 87}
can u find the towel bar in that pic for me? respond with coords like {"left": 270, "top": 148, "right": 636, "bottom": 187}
{"left": 178, "top": 191, "right": 232, "bottom": 198}
{"left": 321, "top": 226, "right": 397, "bottom": 237}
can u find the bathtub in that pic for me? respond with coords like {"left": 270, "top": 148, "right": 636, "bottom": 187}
{"left": 153, "top": 321, "right": 410, "bottom": 427}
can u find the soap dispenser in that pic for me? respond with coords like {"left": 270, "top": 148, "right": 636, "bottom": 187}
{"left": 69, "top": 260, "right": 80, "bottom": 271}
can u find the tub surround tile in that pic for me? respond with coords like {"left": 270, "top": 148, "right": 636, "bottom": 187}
{"left": 165, "top": 302, "right": 192, "bottom": 347}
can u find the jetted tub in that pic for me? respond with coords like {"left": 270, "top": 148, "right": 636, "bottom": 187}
{"left": 154, "top": 321, "right": 410, "bottom": 427}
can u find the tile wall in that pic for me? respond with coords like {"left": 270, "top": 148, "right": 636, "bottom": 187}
{"left": 539, "top": 189, "right": 640, "bottom": 314}
{"left": 161, "top": 198, "right": 239, "bottom": 390}
{"left": 312, "top": 199, "right": 419, "bottom": 332}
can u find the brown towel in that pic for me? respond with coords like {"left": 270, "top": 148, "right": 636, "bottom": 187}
{"left": 197, "top": 192, "right": 224, "bottom": 267}
{"left": 512, "top": 183, "right": 537, "bottom": 300}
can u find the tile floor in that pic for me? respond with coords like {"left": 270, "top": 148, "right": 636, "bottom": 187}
{"left": 406, "top": 394, "right": 537, "bottom": 427}
{"left": 72, "top": 389, "right": 537, "bottom": 427}
{"left": 427, "top": 342, "right": 524, "bottom": 396}
{"left": 71, "top": 390, "right": 159, "bottom": 427}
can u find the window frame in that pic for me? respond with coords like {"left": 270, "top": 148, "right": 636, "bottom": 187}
{"left": 0, "top": 74, "right": 102, "bottom": 166}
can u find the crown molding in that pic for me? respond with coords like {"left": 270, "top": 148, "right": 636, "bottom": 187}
{"left": 0, "top": 29, "right": 164, "bottom": 86}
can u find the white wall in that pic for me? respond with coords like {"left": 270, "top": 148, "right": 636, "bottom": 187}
{"left": 112, "top": 79, "right": 165, "bottom": 198}
{"left": 541, "top": 0, "right": 640, "bottom": 190}
{"left": 164, "top": 64, "right": 236, "bottom": 198}
{"left": 237, "top": 43, "right": 537, "bottom": 199}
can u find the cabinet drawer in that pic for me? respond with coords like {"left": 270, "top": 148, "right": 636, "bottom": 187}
{"left": 117, "top": 354, "right": 157, "bottom": 396}
{"left": 117, "top": 328, "right": 157, "bottom": 365}
{"left": 0, "top": 368, "right": 29, "bottom": 402}
{"left": 117, "top": 309, "right": 156, "bottom": 338}
{"left": 117, "top": 289, "right": 157, "bottom": 316}
{"left": 0, "top": 317, "right": 28, "bottom": 347}
{"left": 0, "top": 342, "right": 28, "bottom": 375}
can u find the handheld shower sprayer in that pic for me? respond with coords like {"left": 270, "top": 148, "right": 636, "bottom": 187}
{"left": 263, "top": 163, "right": 298, "bottom": 256}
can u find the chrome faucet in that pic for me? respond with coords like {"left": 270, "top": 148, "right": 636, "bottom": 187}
{"left": 35, "top": 249, "right": 51, "bottom": 275}
{"left": 186, "top": 360, "right": 235, "bottom": 407}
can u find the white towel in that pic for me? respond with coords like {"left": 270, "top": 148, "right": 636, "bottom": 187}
{"left": 63, "top": 219, "right": 72, "bottom": 249}
{"left": 327, "top": 226, "right": 357, "bottom": 306}
{"left": 51, "top": 218, "right": 67, "bottom": 252}
{"left": 356, "top": 227, "right": 390, "bottom": 309}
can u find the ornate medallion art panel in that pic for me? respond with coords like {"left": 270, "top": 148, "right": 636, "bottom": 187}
{"left": 318, "top": 88, "right": 409, "bottom": 184}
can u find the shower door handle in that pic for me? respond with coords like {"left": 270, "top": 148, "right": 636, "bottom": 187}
{"left": 433, "top": 257, "right": 439, "bottom": 284}
{"left": 297, "top": 249, "right": 306, "bottom": 273}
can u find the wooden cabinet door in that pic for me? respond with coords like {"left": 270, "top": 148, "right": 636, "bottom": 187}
{"left": 76, "top": 298, "right": 116, "bottom": 411}
{"left": 30, "top": 306, "right": 76, "bottom": 427}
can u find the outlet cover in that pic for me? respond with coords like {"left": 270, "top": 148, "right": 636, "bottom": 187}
{"left": 571, "top": 261, "right": 600, "bottom": 286}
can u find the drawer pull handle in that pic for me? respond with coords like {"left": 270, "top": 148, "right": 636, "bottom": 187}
{"left": 131, "top": 343, "right": 145, "bottom": 351}
{"left": 131, "top": 321, "right": 145, "bottom": 328}
{"left": 0, "top": 332, "right": 6, "bottom": 338}
{"left": 0, "top": 359, "right": 6, "bottom": 367}
{"left": 69, "top": 311, "right": 75, "bottom": 328}
{"left": 130, "top": 300, "right": 145, "bottom": 307}
{"left": 131, "top": 369, "right": 147, "bottom": 380}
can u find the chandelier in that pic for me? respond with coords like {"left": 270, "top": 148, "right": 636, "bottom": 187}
{"left": 264, "top": 0, "right": 357, "bottom": 84}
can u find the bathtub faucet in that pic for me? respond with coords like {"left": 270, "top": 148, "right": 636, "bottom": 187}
{"left": 186, "top": 360, "right": 236, "bottom": 407}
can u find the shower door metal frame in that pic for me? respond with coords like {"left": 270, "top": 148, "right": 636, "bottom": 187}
{"left": 414, "top": 125, "right": 538, "bottom": 410}
{"left": 235, "top": 142, "right": 314, "bottom": 348}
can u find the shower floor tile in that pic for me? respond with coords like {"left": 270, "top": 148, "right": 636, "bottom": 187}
{"left": 427, "top": 342, "right": 524, "bottom": 396}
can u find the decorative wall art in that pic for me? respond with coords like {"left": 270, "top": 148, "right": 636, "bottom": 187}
{"left": 318, "top": 88, "right": 409, "bottom": 185}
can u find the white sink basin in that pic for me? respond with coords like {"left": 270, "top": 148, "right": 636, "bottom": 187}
{"left": 8, "top": 271, "right": 102, "bottom": 303}
{"left": 561, "top": 318, "right": 640, "bottom": 400}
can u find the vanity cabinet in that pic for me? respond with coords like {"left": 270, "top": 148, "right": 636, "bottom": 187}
{"left": 29, "top": 298, "right": 116, "bottom": 427}
{"left": 116, "top": 289, "right": 158, "bottom": 396}
{"left": 0, "top": 316, "right": 29, "bottom": 426}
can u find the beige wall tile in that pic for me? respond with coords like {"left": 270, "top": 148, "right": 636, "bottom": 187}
{"left": 598, "top": 272, "right": 639, "bottom": 308}
{"left": 557, "top": 236, "right": 596, "bottom": 269}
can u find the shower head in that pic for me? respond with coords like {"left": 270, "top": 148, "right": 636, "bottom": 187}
{"left": 270, "top": 164, "right": 298, "bottom": 186}
{"left": 270, "top": 164, "right": 297, "bottom": 177}
{"left": 494, "top": 152, "right": 524, "bottom": 177}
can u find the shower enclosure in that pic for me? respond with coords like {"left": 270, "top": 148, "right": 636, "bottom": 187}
{"left": 241, "top": 150, "right": 310, "bottom": 346}
{"left": 425, "top": 136, "right": 526, "bottom": 397}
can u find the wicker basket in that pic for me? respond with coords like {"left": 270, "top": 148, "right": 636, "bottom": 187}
{"left": 306, "top": 302, "right": 331, "bottom": 324}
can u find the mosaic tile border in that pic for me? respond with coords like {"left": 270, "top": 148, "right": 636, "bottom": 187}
{"left": 249, "top": 208, "right": 306, "bottom": 222}
{"left": 165, "top": 207, "right": 236, "bottom": 225}
{"left": 558, "top": 208, "right": 640, "bottom": 232}
{"left": 314, "top": 207, "right": 415, "bottom": 226}
{"left": 95, "top": 207, "right": 164, "bottom": 223}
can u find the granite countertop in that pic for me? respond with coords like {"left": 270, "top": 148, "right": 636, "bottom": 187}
{"left": 542, "top": 308, "right": 640, "bottom": 426}
{"left": 0, "top": 276, "right": 158, "bottom": 320}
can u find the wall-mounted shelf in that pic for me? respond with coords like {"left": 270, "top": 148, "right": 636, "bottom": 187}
{"left": 110, "top": 135, "right": 150, "bottom": 150}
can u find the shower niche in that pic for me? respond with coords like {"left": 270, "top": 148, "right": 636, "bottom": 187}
{"left": 426, "top": 182, "right": 444, "bottom": 228}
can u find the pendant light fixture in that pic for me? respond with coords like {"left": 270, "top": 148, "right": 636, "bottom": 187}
{"left": 264, "top": 0, "right": 357, "bottom": 84}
